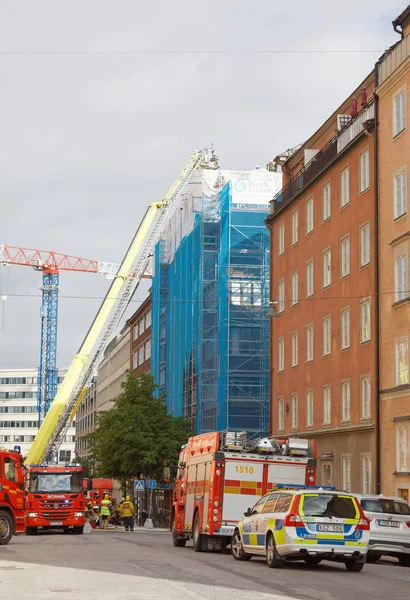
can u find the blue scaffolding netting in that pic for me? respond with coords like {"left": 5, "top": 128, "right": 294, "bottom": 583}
{"left": 152, "top": 168, "right": 280, "bottom": 437}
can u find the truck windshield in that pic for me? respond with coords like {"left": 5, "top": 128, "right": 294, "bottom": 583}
{"left": 301, "top": 494, "right": 357, "bottom": 519}
{"left": 29, "top": 473, "right": 82, "bottom": 493}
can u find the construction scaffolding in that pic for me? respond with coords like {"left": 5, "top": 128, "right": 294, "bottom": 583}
{"left": 151, "top": 168, "right": 281, "bottom": 437}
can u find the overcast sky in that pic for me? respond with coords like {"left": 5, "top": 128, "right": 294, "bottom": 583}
{"left": 0, "top": 0, "right": 405, "bottom": 369}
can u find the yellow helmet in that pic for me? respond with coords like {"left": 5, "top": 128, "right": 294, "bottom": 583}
{"left": 126, "top": 495, "right": 131, "bottom": 501}
{"left": 104, "top": 494, "right": 110, "bottom": 499}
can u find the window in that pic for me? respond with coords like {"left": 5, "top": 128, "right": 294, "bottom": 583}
{"left": 291, "top": 270, "right": 298, "bottom": 305}
{"left": 341, "top": 307, "right": 350, "bottom": 350}
{"left": 306, "top": 391, "right": 314, "bottom": 427}
{"left": 278, "top": 279, "right": 285, "bottom": 313}
{"left": 342, "top": 456, "right": 351, "bottom": 491}
{"left": 306, "top": 260, "right": 314, "bottom": 298}
{"left": 396, "top": 340, "right": 409, "bottom": 385}
{"left": 132, "top": 350, "right": 138, "bottom": 370}
{"left": 138, "top": 345, "right": 145, "bottom": 366}
{"left": 302, "top": 493, "right": 357, "bottom": 519}
{"left": 340, "top": 167, "right": 350, "bottom": 207}
{"left": 262, "top": 494, "right": 280, "bottom": 514}
{"left": 397, "top": 426, "right": 410, "bottom": 472}
{"left": 145, "top": 339, "right": 151, "bottom": 360}
{"left": 361, "top": 300, "right": 371, "bottom": 343}
{"left": 394, "top": 171, "right": 407, "bottom": 218}
{"left": 291, "top": 210, "right": 298, "bottom": 245}
{"left": 360, "top": 150, "right": 370, "bottom": 192}
{"left": 340, "top": 236, "right": 350, "bottom": 278}
{"left": 361, "top": 376, "right": 371, "bottom": 419}
{"left": 59, "top": 450, "right": 71, "bottom": 463}
{"left": 274, "top": 494, "right": 293, "bottom": 513}
{"left": 278, "top": 338, "right": 284, "bottom": 372}
{"left": 341, "top": 381, "right": 351, "bottom": 421}
{"left": 145, "top": 310, "right": 152, "bottom": 328}
{"left": 306, "top": 324, "right": 314, "bottom": 362}
{"left": 323, "top": 386, "right": 331, "bottom": 424}
{"left": 323, "top": 183, "right": 331, "bottom": 221}
{"left": 322, "top": 463, "right": 332, "bottom": 487}
{"left": 133, "top": 324, "right": 138, "bottom": 341}
{"left": 278, "top": 222, "right": 285, "bottom": 255}
{"left": 393, "top": 90, "right": 406, "bottom": 137}
{"left": 291, "top": 331, "right": 298, "bottom": 367}
{"left": 323, "top": 316, "right": 331, "bottom": 356}
{"left": 4, "top": 458, "right": 17, "bottom": 482}
{"left": 306, "top": 198, "right": 314, "bottom": 233}
{"left": 291, "top": 394, "right": 298, "bottom": 429}
{"left": 395, "top": 255, "right": 408, "bottom": 302}
{"left": 360, "top": 223, "right": 370, "bottom": 266}
{"left": 138, "top": 318, "right": 144, "bottom": 336}
{"left": 362, "top": 456, "right": 372, "bottom": 494}
{"left": 322, "top": 248, "right": 331, "bottom": 288}
{"left": 278, "top": 398, "right": 284, "bottom": 431}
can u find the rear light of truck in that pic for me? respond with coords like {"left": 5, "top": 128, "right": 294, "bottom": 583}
{"left": 405, "top": 522, "right": 410, "bottom": 528}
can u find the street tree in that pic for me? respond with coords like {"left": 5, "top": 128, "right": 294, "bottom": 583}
{"left": 87, "top": 371, "right": 190, "bottom": 490}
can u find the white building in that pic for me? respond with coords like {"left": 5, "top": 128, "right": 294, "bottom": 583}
{"left": 0, "top": 368, "right": 75, "bottom": 462}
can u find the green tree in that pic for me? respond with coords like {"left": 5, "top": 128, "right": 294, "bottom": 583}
{"left": 87, "top": 372, "right": 190, "bottom": 490}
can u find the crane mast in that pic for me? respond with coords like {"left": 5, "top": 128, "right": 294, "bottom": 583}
{"left": 25, "top": 148, "right": 218, "bottom": 465}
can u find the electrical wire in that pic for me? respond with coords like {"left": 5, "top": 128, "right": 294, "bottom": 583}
{"left": 0, "top": 49, "right": 384, "bottom": 56}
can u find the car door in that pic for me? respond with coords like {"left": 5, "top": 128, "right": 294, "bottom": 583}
{"left": 241, "top": 496, "right": 268, "bottom": 553}
{"left": 254, "top": 493, "right": 281, "bottom": 552}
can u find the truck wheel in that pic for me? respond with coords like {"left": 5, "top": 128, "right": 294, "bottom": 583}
{"left": 0, "top": 511, "right": 13, "bottom": 545}
{"left": 26, "top": 527, "right": 38, "bottom": 536}
{"left": 73, "top": 527, "right": 84, "bottom": 535}
{"left": 192, "top": 511, "right": 205, "bottom": 552}
{"left": 231, "top": 530, "right": 251, "bottom": 561}
{"left": 399, "top": 555, "right": 410, "bottom": 567}
{"left": 171, "top": 511, "right": 186, "bottom": 547}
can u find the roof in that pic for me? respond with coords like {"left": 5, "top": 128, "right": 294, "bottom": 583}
{"left": 393, "top": 4, "right": 410, "bottom": 33}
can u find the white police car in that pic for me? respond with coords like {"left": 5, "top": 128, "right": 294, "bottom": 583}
{"left": 232, "top": 487, "right": 370, "bottom": 570}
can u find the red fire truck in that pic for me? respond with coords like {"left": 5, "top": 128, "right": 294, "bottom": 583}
{"left": 171, "top": 431, "right": 316, "bottom": 552}
{"left": 0, "top": 449, "right": 26, "bottom": 545}
{"left": 25, "top": 463, "right": 86, "bottom": 534}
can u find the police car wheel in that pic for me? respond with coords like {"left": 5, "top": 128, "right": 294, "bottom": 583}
{"left": 345, "top": 560, "right": 364, "bottom": 572}
{"left": 266, "top": 533, "right": 284, "bottom": 569}
{"left": 231, "top": 531, "right": 251, "bottom": 561}
{"left": 0, "top": 511, "right": 13, "bottom": 545}
{"left": 399, "top": 555, "right": 410, "bottom": 567}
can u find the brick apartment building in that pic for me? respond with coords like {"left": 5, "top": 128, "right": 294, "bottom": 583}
{"left": 129, "top": 292, "right": 152, "bottom": 375}
{"left": 377, "top": 7, "right": 410, "bottom": 500}
{"left": 266, "top": 6, "right": 410, "bottom": 498}
{"left": 267, "top": 75, "right": 377, "bottom": 494}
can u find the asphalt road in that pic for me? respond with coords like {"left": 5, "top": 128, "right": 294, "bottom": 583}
{"left": 1, "top": 528, "right": 410, "bottom": 600}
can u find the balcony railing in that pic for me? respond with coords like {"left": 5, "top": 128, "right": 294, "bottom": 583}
{"left": 378, "top": 34, "right": 410, "bottom": 85}
{"left": 271, "top": 98, "right": 375, "bottom": 212}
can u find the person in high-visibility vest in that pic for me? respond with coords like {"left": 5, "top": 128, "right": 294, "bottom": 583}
{"left": 119, "top": 495, "right": 135, "bottom": 532}
{"left": 99, "top": 494, "right": 112, "bottom": 530}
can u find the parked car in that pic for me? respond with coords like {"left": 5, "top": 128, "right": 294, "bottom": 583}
{"left": 232, "top": 487, "right": 370, "bottom": 571}
{"left": 356, "top": 495, "right": 410, "bottom": 566}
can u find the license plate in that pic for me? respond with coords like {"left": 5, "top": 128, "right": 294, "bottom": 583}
{"left": 317, "top": 524, "right": 344, "bottom": 533}
{"left": 50, "top": 522, "right": 63, "bottom": 526}
{"left": 220, "top": 526, "right": 235, "bottom": 536}
{"left": 377, "top": 520, "right": 400, "bottom": 528}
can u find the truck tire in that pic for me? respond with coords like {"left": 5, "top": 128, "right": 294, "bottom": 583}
{"left": 171, "top": 511, "right": 186, "bottom": 547}
{"left": 73, "top": 527, "right": 84, "bottom": 535}
{"left": 0, "top": 510, "right": 13, "bottom": 545}
{"left": 192, "top": 511, "right": 205, "bottom": 552}
{"left": 26, "top": 527, "right": 38, "bottom": 536}
{"left": 345, "top": 560, "right": 364, "bottom": 572}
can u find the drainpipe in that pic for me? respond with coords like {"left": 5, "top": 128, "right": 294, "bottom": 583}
{"left": 374, "top": 61, "right": 381, "bottom": 494}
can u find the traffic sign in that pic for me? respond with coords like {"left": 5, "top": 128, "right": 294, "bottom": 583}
{"left": 14, "top": 446, "right": 21, "bottom": 453}
{"left": 134, "top": 479, "right": 145, "bottom": 491}
{"left": 148, "top": 479, "right": 157, "bottom": 489}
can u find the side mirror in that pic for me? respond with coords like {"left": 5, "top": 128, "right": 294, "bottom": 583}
{"left": 244, "top": 508, "right": 252, "bottom": 517}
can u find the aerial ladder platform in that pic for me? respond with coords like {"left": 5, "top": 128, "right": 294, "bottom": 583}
{"left": 25, "top": 148, "right": 218, "bottom": 465}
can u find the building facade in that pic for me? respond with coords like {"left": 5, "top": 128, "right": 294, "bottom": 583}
{"left": 75, "top": 380, "right": 96, "bottom": 459}
{"left": 377, "top": 8, "right": 410, "bottom": 500}
{"left": 129, "top": 293, "right": 152, "bottom": 376}
{"left": 152, "top": 168, "right": 281, "bottom": 435}
{"left": 0, "top": 368, "right": 75, "bottom": 462}
{"left": 267, "top": 75, "right": 378, "bottom": 493}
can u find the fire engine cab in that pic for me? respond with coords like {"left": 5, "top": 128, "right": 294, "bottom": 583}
{"left": 171, "top": 431, "right": 316, "bottom": 552}
{"left": 0, "top": 449, "right": 26, "bottom": 545}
